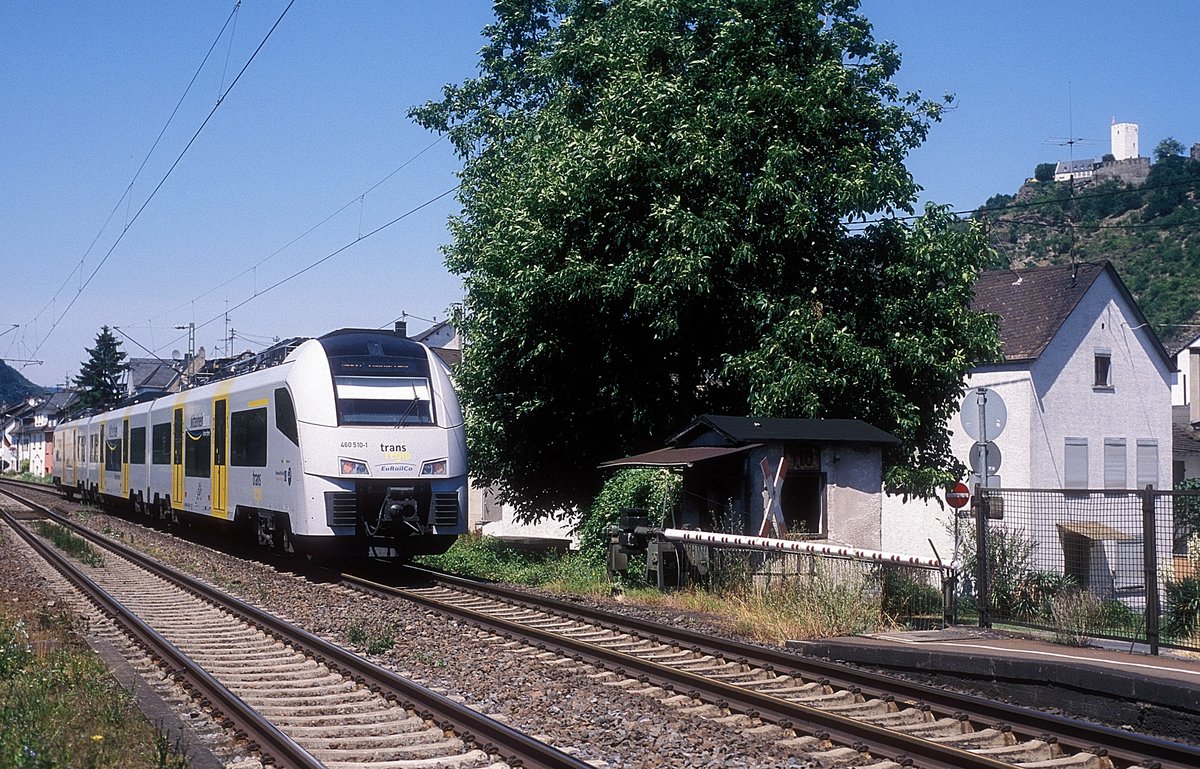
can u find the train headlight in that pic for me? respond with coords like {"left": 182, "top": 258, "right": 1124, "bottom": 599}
{"left": 420, "top": 458, "right": 448, "bottom": 476}
{"left": 339, "top": 457, "right": 370, "bottom": 476}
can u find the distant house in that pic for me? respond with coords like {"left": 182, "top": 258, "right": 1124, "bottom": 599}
{"left": 1053, "top": 158, "right": 1096, "bottom": 183}
{"left": 602, "top": 415, "right": 900, "bottom": 549}
{"left": 882, "top": 261, "right": 1174, "bottom": 559}
{"left": 410, "top": 319, "right": 462, "bottom": 368}
{"left": 124, "top": 357, "right": 183, "bottom": 399}
{"left": 8, "top": 391, "right": 77, "bottom": 476}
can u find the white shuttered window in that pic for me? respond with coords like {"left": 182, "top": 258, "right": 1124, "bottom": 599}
{"left": 1065, "top": 438, "right": 1088, "bottom": 488}
{"left": 1136, "top": 439, "right": 1159, "bottom": 489}
{"left": 1104, "top": 438, "right": 1127, "bottom": 489}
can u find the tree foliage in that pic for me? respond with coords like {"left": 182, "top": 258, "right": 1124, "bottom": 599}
{"left": 1155, "top": 137, "right": 1186, "bottom": 162}
{"left": 1034, "top": 162, "right": 1056, "bottom": 182}
{"left": 412, "top": 0, "right": 999, "bottom": 519}
{"left": 73, "top": 326, "right": 128, "bottom": 412}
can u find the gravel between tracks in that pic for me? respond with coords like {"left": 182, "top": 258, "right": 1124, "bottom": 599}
{"left": 44, "top": 508, "right": 825, "bottom": 768}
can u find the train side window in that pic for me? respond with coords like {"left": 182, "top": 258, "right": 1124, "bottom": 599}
{"left": 104, "top": 439, "right": 122, "bottom": 472}
{"left": 151, "top": 423, "right": 171, "bottom": 464}
{"left": 231, "top": 408, "right": 268, "bottom": 467}
{"left": 91, "top": 435, "right": 99, "bottom": 463}
{"left": 184, "top": 429, "right": 211, "bottom": 478}
{"left": 274, "top": 388, "right": 299, "bottom": 446}
{"left": 129, "top": 427, "right": 147, "bottom": 465}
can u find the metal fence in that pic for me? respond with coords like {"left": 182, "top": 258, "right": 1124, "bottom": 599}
{"left": 968, "top": 487, "right": 1200, "bottom": 653}
{"left": 665, "top": 530, "right": 948, "bottom": 631}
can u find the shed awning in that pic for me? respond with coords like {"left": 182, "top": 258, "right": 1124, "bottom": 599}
{"left": 599, "top": 443, "right": 760, "bottom": 469}
{"left": 1056, "top": 521, "right": 1136, "bottom": 542}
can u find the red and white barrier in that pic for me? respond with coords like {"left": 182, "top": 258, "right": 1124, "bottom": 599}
{"left": 662, "top": 528, "right": 945, "bottom": 571}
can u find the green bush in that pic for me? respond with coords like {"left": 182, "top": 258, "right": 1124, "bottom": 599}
{"left": 1163, "top": 577, "right": 1200, "bottom": 641}
{"left": 578, "top": 468, "right": 680, "bottom": 559}
{"left": 879, "top": 568, "right": 943, "bottom": 622}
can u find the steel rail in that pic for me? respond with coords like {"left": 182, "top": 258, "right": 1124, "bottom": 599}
{"left": 347, "top": 573, "right": 1027, "bottom": 769}
{"left": 0, "top": 501, "right": 323, "bottom": 769}
{"left": 397, "top": 565, "right": 1200, "bottom": 769}
{"left": 2, "top": 489, "right": 593, "bottom": 769}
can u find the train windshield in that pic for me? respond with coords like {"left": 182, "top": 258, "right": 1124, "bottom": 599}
{"left": 319, "top": 329, "right": 439, "bottom": 427}
{"left": 334, "top": 375, "right": 434, "bottom": 426}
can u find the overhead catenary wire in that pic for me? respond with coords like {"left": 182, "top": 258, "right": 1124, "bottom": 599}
{"left": 24, "top": 0, "right": 296, "bottom": 366}
{"left": 144, "top": 134, "right": 446, "bottom": 327}
{"left": 153, "top": 185, "right": 461, "bottom": 354}
{"left": 22, "top": 1, "right": 244, "bottom": 350}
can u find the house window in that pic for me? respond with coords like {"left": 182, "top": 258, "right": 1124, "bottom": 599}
{"left": 1103, "top": 438, "right": 1126, "bottom": 489}
{"left": 1094, "top": 349, "right": 1112, "bottom": 388}
{"left": 1136, "top": 439, "right": 1159, "bottom": 489}
{"left": 1064, "top": 438, "right": 1088, "bottom": 488}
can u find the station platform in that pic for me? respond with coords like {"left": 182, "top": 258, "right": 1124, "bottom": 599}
{"left": 787, "top": 627, "right": 1200, "bottom": 743}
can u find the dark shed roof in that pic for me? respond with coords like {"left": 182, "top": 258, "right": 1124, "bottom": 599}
{"left": 668, "top": 415, "right": 900, "bottom": 448}
{"left": 599, "top": 444, "right": 758, "bottom": 469}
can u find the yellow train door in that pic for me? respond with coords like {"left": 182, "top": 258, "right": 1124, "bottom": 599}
{"left": 121, "top": 418, "right": 130, "bottom": 499}
{"left": 213, "top": 397, "right": 228, "bottom": 518}
{"left": 171, "top": 408, "right": 184, "bottom": 509}
{"left": 98, "top": 421, "right": 106, "bottom": 495}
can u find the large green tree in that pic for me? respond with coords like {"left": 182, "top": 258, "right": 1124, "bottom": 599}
{"left": 412, "top": 0, "right": 999, "bottom": 519}
{"left": 73, "top": 326, "right": 129, "bottom": 411}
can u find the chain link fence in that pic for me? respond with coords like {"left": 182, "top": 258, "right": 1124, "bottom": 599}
{"left": 966, "top": 487, "right": 1200, "bottom": 653}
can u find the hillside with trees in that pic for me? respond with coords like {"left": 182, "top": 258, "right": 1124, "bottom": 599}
{"left": 977, "top": 138, "right": 1200, "bottom": 351}
{"left": 0, "top": 360, "right": 44, "bottom": 405}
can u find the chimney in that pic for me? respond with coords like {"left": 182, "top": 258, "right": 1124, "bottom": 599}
{"left": 395, "top": 320, "right": 407, "bottom": 338}
{"left": 1190, "top": 349, "right": 1200, "bottom": 425}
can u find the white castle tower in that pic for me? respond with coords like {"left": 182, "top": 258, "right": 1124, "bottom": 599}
{"left": 1111, "top": 121, "right": 1139, "bottom": 160}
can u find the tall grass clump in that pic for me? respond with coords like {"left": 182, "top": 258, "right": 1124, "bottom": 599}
{"left": 417, "top": 533, "right": 608, "bottom": 594}
{"left": 33, "top": 521, "right": 105, "bottom": 567}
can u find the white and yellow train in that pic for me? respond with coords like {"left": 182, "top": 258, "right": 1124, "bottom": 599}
{"left": 53, "top": 328, "right": 467, "bottom": 559}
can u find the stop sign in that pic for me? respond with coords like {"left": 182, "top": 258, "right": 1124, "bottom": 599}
{"left": 945, "top": 481, "right": 970, "bottom": 509}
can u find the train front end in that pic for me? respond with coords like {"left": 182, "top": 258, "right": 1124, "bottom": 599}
{"left": 290, "top": 328, "right": 468, "bottom": 558}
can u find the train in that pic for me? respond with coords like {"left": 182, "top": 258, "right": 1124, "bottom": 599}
{"left": 52, "top": 328, "right": 467, "bottom": 559}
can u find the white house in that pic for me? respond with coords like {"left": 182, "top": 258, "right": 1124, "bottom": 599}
{"left": 1054, "top": 158, "right": 1096, "bottom": 183}
{"left": 882, "top": 262, "right": 1174, "bottom": 563}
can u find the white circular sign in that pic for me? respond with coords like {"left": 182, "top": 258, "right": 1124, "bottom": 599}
{"left": 969, "top": 441, "right": 1002, "bottom": 476}
{"left": 960, "top": 388, "right": 1007, "bottom": 442}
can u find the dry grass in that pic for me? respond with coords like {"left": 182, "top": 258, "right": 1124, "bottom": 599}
{"left": 620, "top": 570, "right": 894, "bottom": 645}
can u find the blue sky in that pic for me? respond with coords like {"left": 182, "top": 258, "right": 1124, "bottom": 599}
{"left": 3, "top": 2, "right": 1197, "bottom": 387}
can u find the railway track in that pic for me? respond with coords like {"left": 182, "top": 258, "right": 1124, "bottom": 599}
{"left": 0, "top": 485, "right": 591, "bottom": 769}
{"left": 344, "top": 566, "right": 1200, "bottom": 769}
{"left": 8, "top": 476, "right": 1200, "bottom": 768}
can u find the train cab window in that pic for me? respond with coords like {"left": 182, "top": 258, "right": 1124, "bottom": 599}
{"left": 151, "top": 423, "right": 171, "bottom": 464}
{"left": 129, "top": 426, "right": 147, "bottom": 465}
{"left": 333, "top": 376, "right": 434, "bottom": 426}
{"left": 104, "top": 439, "right": 122, "bottom": 472}
{"left": 184, "top": 430, "right": 211, "bottom": 478}
{"left": 231, "top": 408, "right": 268, "bottom": 467}
{"left": 274, "top": 388, "right": 299, "bottom": 446}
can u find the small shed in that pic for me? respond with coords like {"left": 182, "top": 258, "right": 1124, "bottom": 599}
{"left": 601, "top": 415, "right": 899, "bottom": 549}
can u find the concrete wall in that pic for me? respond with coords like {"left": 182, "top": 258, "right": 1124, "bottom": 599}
{"left": 824, "top": 445, "right": 883, "bottom": 549}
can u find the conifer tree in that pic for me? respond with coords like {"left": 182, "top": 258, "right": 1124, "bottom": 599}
{"left": 73, "top": 326, "right": 129, "bottom": 411}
